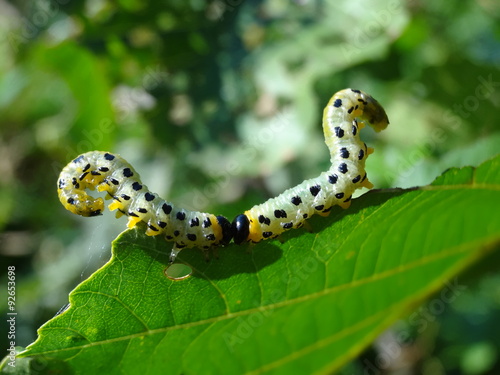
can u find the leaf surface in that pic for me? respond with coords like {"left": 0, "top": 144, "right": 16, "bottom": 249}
{"left": 19, "top": 155, "right": 500, "bottom": 374}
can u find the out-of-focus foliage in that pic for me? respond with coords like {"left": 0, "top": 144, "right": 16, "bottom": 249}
{"left": 0, "top": 0, "right": 499, "bottom": 373}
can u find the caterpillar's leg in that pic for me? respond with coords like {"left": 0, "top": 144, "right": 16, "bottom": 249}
{"left": 200, "top": 249, "right": 210, "bottom": 262}
{"left": 107, "top": 197, "right": 127, "bottom": 218}
{"left": 301, "top": 220, "right": 314, "bottom": 233}
{"left": 207, "top": 246, "right": 219, "bottom": 262}
{"left": 275, "top": 235, "right": 285, "bottom": 244}
{"left": 245, "top": 242, "right": 255, "bottom": 254}
{"left": 317, "top": 209, "right": 332, "bottom": 217}
{"left": 114, "top": 210, "right": 125, "bottom": 218}
{"left": 338, "top": 200, "right": 352, "bottom": 210}
{"left": 169, "top": 243, "right": 185, "bottom": 264}
{"left": 360, "top": 179, "right": 374, "bottom": 189}
{"left": 127, "top": 215, "right": 142, "bottom": 229}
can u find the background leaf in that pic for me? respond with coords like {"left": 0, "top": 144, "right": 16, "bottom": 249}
{"left": 19, "top": 155, "right": 500, "bottom": 374}
{"left": 2, "top": 1, "right": 500, "bottom": 372}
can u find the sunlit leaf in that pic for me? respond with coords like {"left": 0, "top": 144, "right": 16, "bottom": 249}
{"left": 18, "top": 155, "right": 500, "bottom": 374}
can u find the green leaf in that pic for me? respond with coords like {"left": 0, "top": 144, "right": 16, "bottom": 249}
{"left": 18, "top": 155, "right": 500, "bottom": 374}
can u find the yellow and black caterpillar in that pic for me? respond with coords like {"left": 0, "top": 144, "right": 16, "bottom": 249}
{"left": 57, "top": 151, "right": 233, "bottom": 262}
{"left": 231, "top": 88, "right": 389, "bottom": 244}
{"left": 57, "top": 89, "right": 389, "bottom": 262}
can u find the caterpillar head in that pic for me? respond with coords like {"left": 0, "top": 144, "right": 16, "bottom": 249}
{"left": 231, "top": 214, "right": 250, "bottom": 244}
{"left": 359, "top": 92, "right": 390, "bottom": 132}
{"left": 58, "top": 187, "right": 104, "bottom": 217}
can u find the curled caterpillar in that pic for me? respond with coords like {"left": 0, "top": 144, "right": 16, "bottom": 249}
{"left": 231, "top": 88, "right": 389, "bottom": 244}
{"left": 57, "top": 151, "right": 233, "bottom": 263}
{"left": 57, "top": 88, "right": 388, "bottom": 263}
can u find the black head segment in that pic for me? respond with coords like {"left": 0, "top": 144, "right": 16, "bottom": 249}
{"left": 231, "top": 214, "right": 250, "bottom": 245}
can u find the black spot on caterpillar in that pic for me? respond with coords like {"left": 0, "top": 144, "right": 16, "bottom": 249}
{"left": 231, "top": 88, "right": 389, "bottom": 244}
{"left": 57, "top": 152, "right": 233, "bottom": 263}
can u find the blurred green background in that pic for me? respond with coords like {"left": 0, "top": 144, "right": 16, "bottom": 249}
{"left": 0, "top": 0, "right": 499, "bottom": 373}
